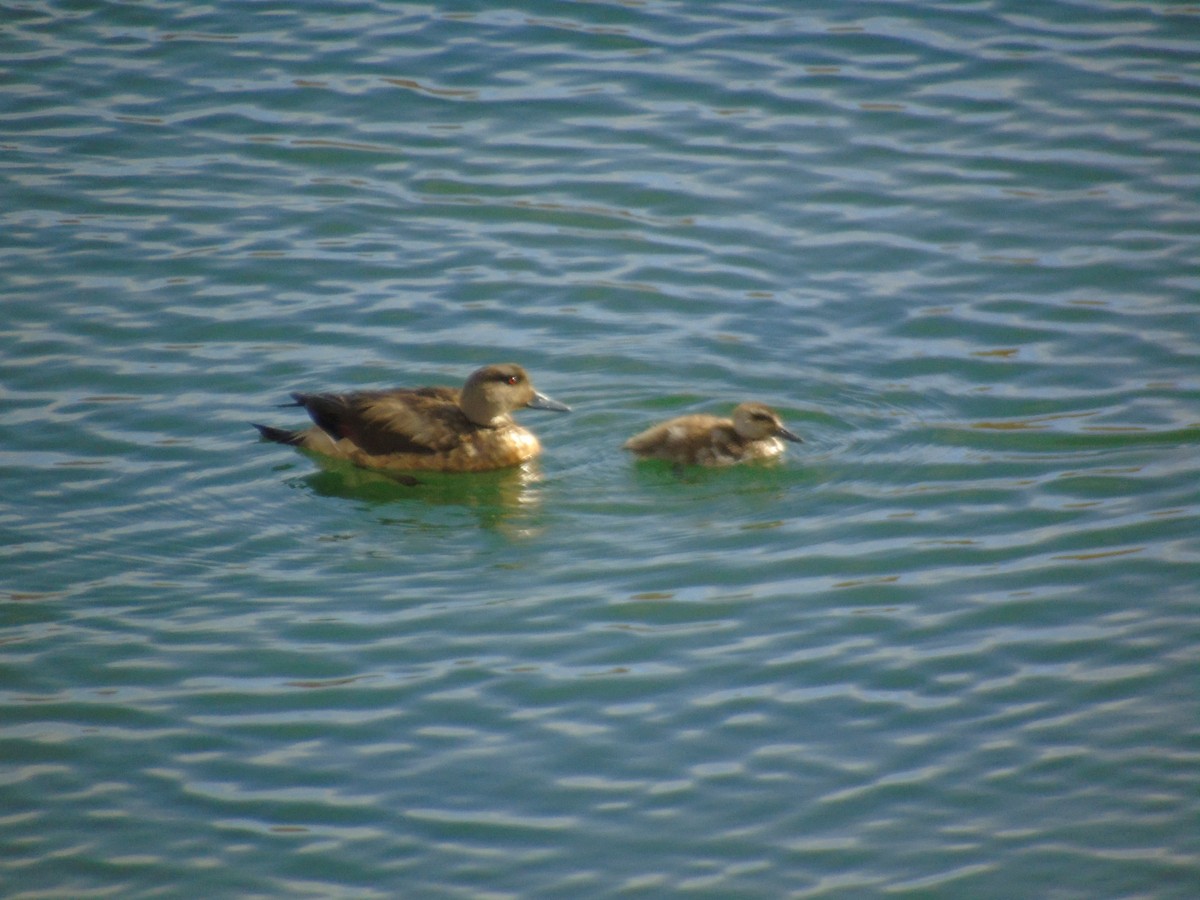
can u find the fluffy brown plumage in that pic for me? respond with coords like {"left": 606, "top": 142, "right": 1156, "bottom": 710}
{"left": 623, "top": 402, "right": 801, "bottom": 466}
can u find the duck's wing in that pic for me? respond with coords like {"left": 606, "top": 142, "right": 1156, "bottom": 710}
{"left": 411, "top": 386, "right": 460, "bottom": 402}
{"left": 292, "top": 388, "right": 469, "bottom": 456}
{"left": 623, "top": 415, "right": 721, "bottom": 455}
{"left": 709, "top": 423, "right": 746, "bottom": 457}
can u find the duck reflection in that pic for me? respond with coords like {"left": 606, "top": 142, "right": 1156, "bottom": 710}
{"left": 289, "top": 456, "right": 548, "bottom": 535}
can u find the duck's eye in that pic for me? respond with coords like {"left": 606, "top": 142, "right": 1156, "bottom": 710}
{"left": 505, "top": 375, "right": 520, "bottom": 385}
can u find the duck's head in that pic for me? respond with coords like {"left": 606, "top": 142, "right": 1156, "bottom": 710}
{"left": 731, "top": 402, "right": 802, "bottom": 443}
{"left": 460, "top": 363, "right": 571, "bottom": 426}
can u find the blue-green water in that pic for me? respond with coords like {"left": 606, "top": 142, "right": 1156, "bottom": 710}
{"left": 3, "top": 1, "right": 1199, "bottom": 897}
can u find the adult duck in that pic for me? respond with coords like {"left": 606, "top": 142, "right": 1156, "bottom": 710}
{"left": 255, "top": 363, "right": 570, "bottom": 473}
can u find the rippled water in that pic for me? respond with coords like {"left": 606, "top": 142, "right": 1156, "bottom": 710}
{"left": 3, "top": 1, "right": 1199, "bottom": 897}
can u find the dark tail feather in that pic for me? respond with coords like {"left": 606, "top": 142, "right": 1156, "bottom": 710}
{"left": 253, "top": 423, "right": 304, "bottom": 446}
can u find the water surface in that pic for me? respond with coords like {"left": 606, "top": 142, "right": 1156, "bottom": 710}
{"left": 2, "top": 1, "right": 1199, "bottom": 897}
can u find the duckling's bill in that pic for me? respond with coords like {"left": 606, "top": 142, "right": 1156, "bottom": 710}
{"left": 777, "top": 425, "right": 803, "bottom": 443}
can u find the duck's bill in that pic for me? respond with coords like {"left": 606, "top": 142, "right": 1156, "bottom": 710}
{"left": 527, "top": 391, "right": 571, "bottom": 413}
{"left": 778, "top": 426, "right": 803, "bottom": 443}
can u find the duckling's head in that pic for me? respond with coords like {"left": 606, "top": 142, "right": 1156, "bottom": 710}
{"left": 731, "top": 402, "right": 802, "bottom": 444}
{"left": 460, "top": 364, "right": 571, "bottom": 426}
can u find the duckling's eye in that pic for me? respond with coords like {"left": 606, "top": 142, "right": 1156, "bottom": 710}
{"left": 505, "top": 375, "right": 520, "bottom": 385}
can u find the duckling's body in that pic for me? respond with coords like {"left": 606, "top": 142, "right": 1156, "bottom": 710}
{"left": 623, "top": 402, "right": 801, "bottom": 467}
{"left": 255, "top": 364, "right": 569, "bottom": 473}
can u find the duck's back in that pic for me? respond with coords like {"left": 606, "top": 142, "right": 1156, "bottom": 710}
{"left": 292, "top": 387, "right": 540, "bottom": 472}
{"left": 623, "top": 414, "right": 743, "bottom": 466}
{"left": 294, "top": 388, "right": 468, "bottom": 456}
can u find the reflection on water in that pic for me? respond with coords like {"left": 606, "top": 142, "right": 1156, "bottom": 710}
{"left": 628, "top": 452, "right": 803, "bottom": 495}
{"left": 287, "top": 455, "right": 549, "bottom": 536}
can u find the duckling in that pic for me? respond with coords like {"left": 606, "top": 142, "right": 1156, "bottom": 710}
{"left": 623, "top": 401, "right": 801, "bottom": 467}
{"left": 254, "top": 363, "right": 570, "bottom": 473}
